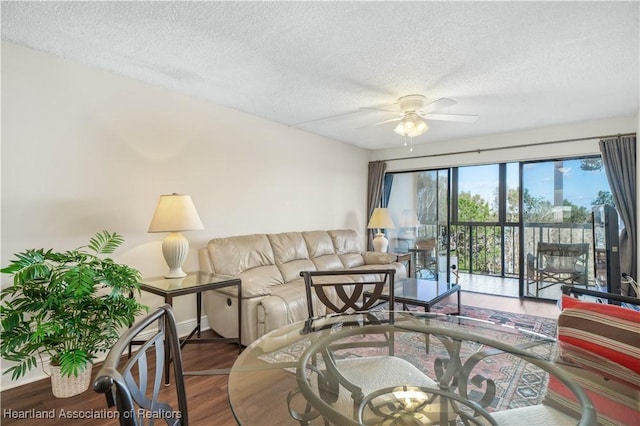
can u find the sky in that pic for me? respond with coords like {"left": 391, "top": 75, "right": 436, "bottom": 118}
{"left": 521, "top": 159, "right": 610, "bottom": 208}
{"left": 458, "top": 158, "right": 611, "bottom": 210}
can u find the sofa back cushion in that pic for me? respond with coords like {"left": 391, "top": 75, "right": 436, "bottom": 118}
{"left": 329, "top": 229, "right": 366, "bottom": 269}
{"left": 267, "top": 232, "right": 316, "bottom": 283}
{"left": 207, "top": 234, "right": 283, "bottom": 297}
{"left": 303, "top": 231, "right": 345, "bottom": 270}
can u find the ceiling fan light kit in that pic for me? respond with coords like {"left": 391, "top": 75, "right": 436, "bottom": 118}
{"left": 385, "top": 94, "right": 478, "bottom": 152}
{"left": 393, "top": 112, "right": 429, "bottom": 137}
{"left": 393, "top": 112, "right": 429, "bottom": 152}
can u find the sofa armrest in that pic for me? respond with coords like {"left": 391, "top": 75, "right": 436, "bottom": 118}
{"left": 362, "top": 251, "right": 397, "bottom": 265}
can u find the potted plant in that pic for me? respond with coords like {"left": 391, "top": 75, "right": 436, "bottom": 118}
{"left": 0, "top": 231, "right": 146, "bottom": 398}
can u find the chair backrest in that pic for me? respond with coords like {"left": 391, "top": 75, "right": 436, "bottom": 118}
{"left": 300, "top": 269, "right": 395, "bottom": 318}
{"left": 93, "top": 304, "right": 188, "bottom": 426}
{"left": 537, "top": 242, "right": 589, "bottom": 272}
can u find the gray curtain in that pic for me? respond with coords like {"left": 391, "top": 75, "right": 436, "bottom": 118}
{"left": 382, "top": 174, "right": 393, "bottom": 208}
{"left": 599, "top": 135, "right": 636, "bottom": 281}
{"left": 367, "top": 161, "right": 386, "bottom": 250}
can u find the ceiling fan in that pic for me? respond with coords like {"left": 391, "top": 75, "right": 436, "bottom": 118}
{"left": 291, "top": 93, "right": 477, "bottom": 150}
{"left": 367, "top": 94, "right": 478, "bottom": 134}
{"left": 364, "top": 94, "right": 478, "bottom": 151}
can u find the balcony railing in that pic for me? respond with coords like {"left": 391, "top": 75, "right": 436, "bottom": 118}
{"left": 416, "top": 222, "right": 594, "bottom": 281}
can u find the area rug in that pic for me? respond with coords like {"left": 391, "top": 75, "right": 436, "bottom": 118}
{"left": 427, "top": 302, "right": 558, "bottom": 338}
{"left": 260, "top": 306, "right": 558, "bottom": 416}
{"left": 370, "top": 302, "right": 558, "bottom": 412}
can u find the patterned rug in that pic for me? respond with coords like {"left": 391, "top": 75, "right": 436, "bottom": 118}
{"left": 381, "top": 302, "right": 558, "bottom": 411}
{"left": 430, "top": 302, "right": 557, "bottom": 338}
{"left": 260, "top": 305, "right": 558, "bottom": 416}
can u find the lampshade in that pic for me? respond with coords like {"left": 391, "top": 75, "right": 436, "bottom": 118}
{"left": 393, "top": 113, "right": 429, "bottom": 138}
{"left": 148, "top": 194, "right": 204, "bottom": 233}
{"left": 367, "top": 208, "right": 395, "bottom": 230}
{"left": 148, "top": 193, "right": 203, "bottom": 278}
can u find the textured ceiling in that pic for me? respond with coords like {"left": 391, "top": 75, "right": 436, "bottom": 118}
{"left": 2, "top": 1, "right": 638, "bottom": 150}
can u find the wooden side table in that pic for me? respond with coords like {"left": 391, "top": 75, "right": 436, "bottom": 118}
{"left": 139, "top": 271, "right": 242, "bottom": 384}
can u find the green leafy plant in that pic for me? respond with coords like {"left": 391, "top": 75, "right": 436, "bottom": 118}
{"left": 0, "top": 231, "right": 146, "bottom": 379}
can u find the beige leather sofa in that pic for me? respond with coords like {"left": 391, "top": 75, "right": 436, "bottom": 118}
{"left": 198, "top": 229, "right": 406, "bottom": 345}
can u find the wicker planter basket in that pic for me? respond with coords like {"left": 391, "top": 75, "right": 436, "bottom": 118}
{"left": 50, "top": 364, "right": 92, "bottom": 398}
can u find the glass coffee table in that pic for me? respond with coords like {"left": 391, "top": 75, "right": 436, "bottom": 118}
{"left": 367, "top": 277, "right": 461, "bottom": 314}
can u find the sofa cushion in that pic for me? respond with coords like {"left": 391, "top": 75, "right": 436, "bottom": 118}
{"left": 558, "top": 342, "right": 640, "bottom": 389}
{"left": 237, "top": 266, "right": 285, "bottom": 298}
{"left": 339, "top": 254, "right": 366, "bottom": 269}
{"left": 304, "top": 230, "right": 337, "bottom": 257}
{"left": 207, "top": 234, "right": 284, "bottom": 297}
{"left": 267, "top": 232, "right": 316, "bottom": 283}
{"left": 260, "top": 280, "right": 328, "bottom": 330}
{"left": 544, "top": 360, "right": 640, "bottom": 426}
{"left": 328, "top": 229, "right": 367, "bottom": 269}
{"left": 208, "top": 233, "right": 277, "bottom": 276}
{"left": 329, "top": 229, "right": 363, "bottom": 254}
{"left": 303, "top": 231, "right": 345, "bottom": 270}
{"left": 558, "top": 295, "right": 640, "bottom": 378}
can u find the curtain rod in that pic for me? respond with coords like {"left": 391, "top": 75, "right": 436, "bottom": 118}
{"left": 373, "top": 132, "right": 636, "bottom": 163}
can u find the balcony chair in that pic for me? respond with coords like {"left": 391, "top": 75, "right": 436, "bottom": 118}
{"left": 296, "top": 269, "right": 438, "bottom": 424}
{"left": 93, "top": 304, "right": 188, "bottom": 426}
{"left": 528, "top": 242, "right": 589, "bottom": 297}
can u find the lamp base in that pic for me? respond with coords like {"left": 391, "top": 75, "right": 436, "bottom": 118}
{"left": 162, "top": 232, "right": 189, "bottom": 279}
{"left": 372, "top": 232, "right": 389, "bottom": 253}
{"left": 164, "top": 267, "right": 187, "bottom": 279}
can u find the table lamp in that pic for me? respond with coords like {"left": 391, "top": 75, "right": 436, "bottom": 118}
{"left": 148, "top": 193, "right": 204, "bottom": 278}
{"left": 367, "top": 208, "right": 395, "bottom": 252}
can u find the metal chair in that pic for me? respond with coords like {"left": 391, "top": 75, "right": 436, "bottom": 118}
{"left": 301, "top": 268, "right": 395, "bottom": 318}
{"left": 531, "top": 242, "right": 589, "bottom": 297}
{"left": 295, "top": 269, "right": 438, "bottom": 424}
{"left": 93, "top": 304, "right": 188, "bottom": 426}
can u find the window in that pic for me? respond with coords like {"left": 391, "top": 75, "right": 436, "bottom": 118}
{"left": 454, "top": 164, "right": 499, "bottom": 223}
{"left": 385, "top": 154, "right": 614, "bottom": 299}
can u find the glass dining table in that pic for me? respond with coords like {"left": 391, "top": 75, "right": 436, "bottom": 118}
{"left": 228, "top": 311, "right": 597, "bottom": 425}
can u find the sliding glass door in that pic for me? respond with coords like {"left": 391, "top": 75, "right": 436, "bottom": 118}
{"left": 521, "top": 157, "right": 613, "bottom": 300}
{"left": 386, "top": 155, "right": 614, "bottom": 300}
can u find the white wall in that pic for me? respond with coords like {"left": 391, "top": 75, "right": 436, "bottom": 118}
{"left": 0, "top": 42, "right": 371, "bottom": 388}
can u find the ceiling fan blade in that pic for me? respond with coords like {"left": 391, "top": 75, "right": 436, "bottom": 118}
{"left": 360, "top": 105, "right": 400, "bottom": 114}
{"left": 421, "top": 113, "right": 479, "bottom": 123}
{"left": 420, "top": 97, "right": 457, "bottom": 114}
{"left": 358, "top": 117, "right": 402, "bottom": 129}
{"left": 372, "top": 117, "right": 403, "bottom": 125}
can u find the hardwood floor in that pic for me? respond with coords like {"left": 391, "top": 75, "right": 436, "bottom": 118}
{"left": 0, "top": 294, "right": 558, "bottom": 426}
{"left": 1, "top": 336, "right": 238, "bottom": 426}
{"left": 460, "top": 290, "right": 560, "bottom": 320}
